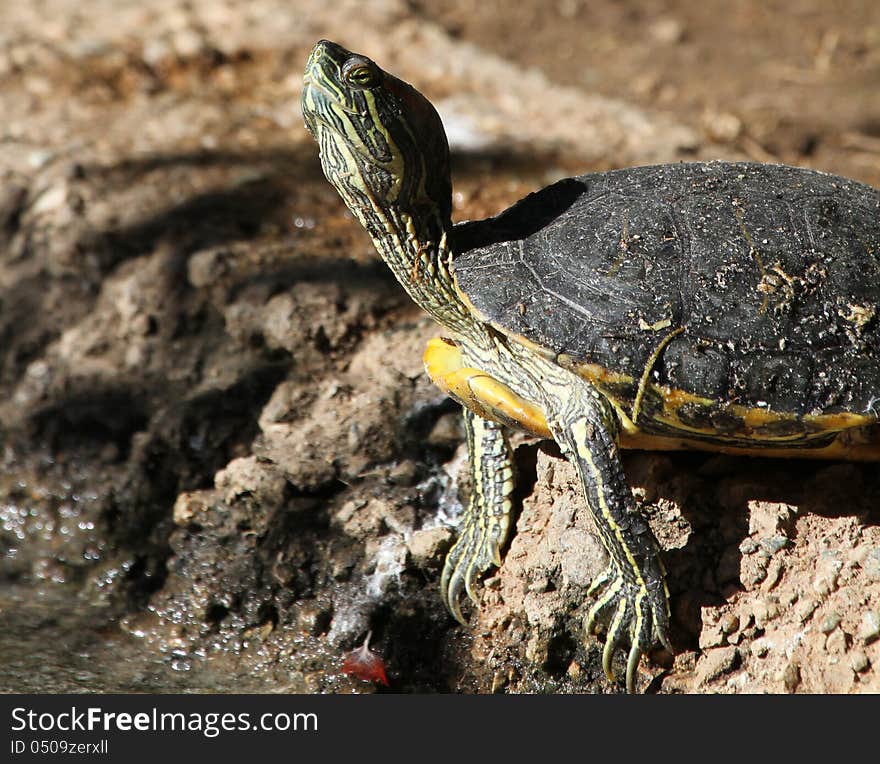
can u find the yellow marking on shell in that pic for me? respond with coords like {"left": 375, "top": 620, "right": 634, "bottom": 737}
{"left": 572, "top": 359, "right": 878, "bottom": 445}
{"left": 614, "top": 425, "right": 880, "bottom": 461}
{"left": 631, "top": 326, "right": 685, "bottom": 425}
{"left": 424, "top": 337, "right": 552, "bottom": 438}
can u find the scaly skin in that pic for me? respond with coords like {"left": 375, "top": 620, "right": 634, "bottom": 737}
{"left": 302, "top": 39, "right": 670, "bottom": 691}
{"left": 440, "top": 409, "right": 515, "bottom": 624}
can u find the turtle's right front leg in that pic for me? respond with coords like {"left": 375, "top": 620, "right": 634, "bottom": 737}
{"left": 548, "top": 387, "right": 671, "bottom": 692}
{"left": 441, "top": 407, "right": 515, "bottom": 624}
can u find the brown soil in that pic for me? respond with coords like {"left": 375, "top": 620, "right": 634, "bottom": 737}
{"left": 1, "top": 0, "right": 878, "bottom": 694}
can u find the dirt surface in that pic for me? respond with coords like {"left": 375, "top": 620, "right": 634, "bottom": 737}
{"left": 1, "top": 0, "right": 879, "bottom": 694}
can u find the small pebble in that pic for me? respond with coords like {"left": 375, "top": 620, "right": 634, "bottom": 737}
{"left": 813, "top": 573, "right": 837, "bottom": 597}
{"left": 720, "top": 613, "right": 740, "bottom": 635}
{"left": 819, "top": 612, "right": 842, "bottom": 634}
{"left": 760, "top": 559, "right": 784, "bottom": 591}
{"left": 751, "top": 637, "right": 771, "bottom": 659}
{"left": 780, "top": 662, "right": 801, "bottom": 692}
{"left": 760, "top": 535, "right": 790, "bottom": 554}
{"left": 812, "top": 563, "right": 841, "bottom": 596}
{"left": 557, "top": 0, "right": 580, "bottom": 19}
{"left": 753, "top": 597, "right": 780, "bottom": 628}
{"left": 702, "top": 110, "right": 743, "bottom": 143}
{"left": 858, "top": 611, "right": 880, "bottom": 644}
{"left": 483, "top": 574, "right": 502, "bottom": 590}
{"left": 739, "top": 538, "right": 759, "bottom": 555}
{"left": 172, "top": 491, "right": 209, "bottom": 525}
{"left": 824, "top": 628, "right": 847, "bottom": 655}
{"left": 527, "top": 575, "right": 550, "bottom": 593}
{"left": 796, "top": 598, "right": 819, "bottom": 624}
{"left": 849, "top": 650, "right": 870, "bottom": 673}
{"left": 695, "top": 646, "right": 739, "bottom": 685}
{"left": 296, "top": 601, "right": 330, "bottom": 636}
{"left": 648, "top": 16, "right": 686, "bottom": 45}
{"left": 388, "top": 460, "right": 418, "bottom": 486}
{"left": 742, "top": 557, "right": 769, "bottom": 589}
{"left": 27, "top": 149, "right": 54, "bottom": 168}
{"left": 525, "top": 635, "right": 548, "bottom": 665}
{"left": 406, "top": 526, "right": 453, "bottom": 565}
{"left": 31, "top": 183, "right": 67, "bottom": 215}
{"left": 861, "top": 547, "right": 880, "bottom": 580}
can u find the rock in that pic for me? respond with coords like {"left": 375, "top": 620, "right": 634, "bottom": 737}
{"left": 796, "top": 598, "right": 820, "bottom": 624}
{"left": 172, "top": 490, "right": 213, "bottom": 525}
{"left": 819, "top": 611, "right": 842, "bottom": 634}
{"left": 215, "top": 456, "right": 287, "bottom": 507}
{"left": 812, "top": 552, "right": 842, "bottom": 597}
{"left": 859, "top": 611, "right": 880, "bottom": 644}
{"left": 695, "top": 646, "right": 739, "bottom": 685}
{"left": 860, "top": 547, "right": 880, "bottom": 581}
{"left": 388, "top": 460, "right": 418, "bottom": 486}
{"left": 406, "top": 526, "right": 454, "bottom": 566}
{"left": 780, "top": 662, "right": 801, "bottom": 693}
{"left": 30, "top": 181, "right": 68, "bottom": 216}
{"left": 753, "top": 596, "right": 781, "bottom": 629}
{"left": 648, "top": 17, "right": 686, "bottom": 45}
{"left": 701, "top": 109, "right": 743, "bottom": 143}
{"left": 750, "top": 638, "right": 771, "bottom": 659}
{"left": 334, "top": 498, "right": 385, "bottom": 538}
{"left": 720, "top": 613, "right": 740, "bottom": 635}
{"left": 850, "top": 650, "right": 870, "bottom": 674}
{"left": 825, "top": 628, "right": 847, "bottom": 655}
{"left": 295, "top": 601, "right": 331, "bottom": 636}
{"left": 426, "top": 412, "right": 462, "bottom": 449}
{"left": 187, "top": 247, "right": 231, "bottom": 288}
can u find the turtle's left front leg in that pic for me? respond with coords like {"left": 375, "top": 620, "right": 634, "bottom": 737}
{"left": 549, "top": 388, "right": 671, "bottom": 692}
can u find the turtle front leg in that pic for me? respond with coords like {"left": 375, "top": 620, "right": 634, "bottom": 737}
{"left": 549, "top": 391, "right": 671, "bottom": 692}
{"left": 441, "top": 407, "right": 516, "bottom": 624}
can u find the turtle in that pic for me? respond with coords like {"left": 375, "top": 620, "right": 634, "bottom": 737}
{"left": 301, "top": 39, "right": 880, "bottom": 691}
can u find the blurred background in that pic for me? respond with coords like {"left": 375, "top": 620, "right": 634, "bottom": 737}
{"left": 1, "top": 0, "right": 878, "bottom": 694}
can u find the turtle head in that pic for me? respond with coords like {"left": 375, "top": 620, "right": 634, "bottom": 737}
{"left": 302, "top": 40, "right": 452, "bottom": 228}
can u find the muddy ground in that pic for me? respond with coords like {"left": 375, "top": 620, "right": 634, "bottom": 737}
{"left": 1, "top": 0, "right": 879, "bottom": 694}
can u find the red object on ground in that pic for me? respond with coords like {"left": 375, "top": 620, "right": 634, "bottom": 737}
{"left": 341, "top": 631, "right": 390, "bottom": 686}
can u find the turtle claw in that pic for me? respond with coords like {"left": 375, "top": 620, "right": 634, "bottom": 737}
{"left": 440, "top": 519, "right": 497, "bottom": 625}
{"left": 439, "top": 551, "right": 474, "bottom": 625}
{"left": 439, "top": 561, "right": 464, "bottom": 625}
{"left": 585, "top": 565, "right": 670, "bottom": 693}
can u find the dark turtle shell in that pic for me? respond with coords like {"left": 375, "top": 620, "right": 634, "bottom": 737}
{"left": 452, "top": 162, "right": 880, "bottom": 421}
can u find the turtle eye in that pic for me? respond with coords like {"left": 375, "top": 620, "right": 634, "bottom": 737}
{"left": 343, "top": 61, "right": 379, "bottom": 88}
